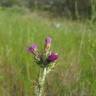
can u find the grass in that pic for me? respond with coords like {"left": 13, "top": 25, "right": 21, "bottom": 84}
{"left": 0, "top": 8, "right": 96, "bottom": 96}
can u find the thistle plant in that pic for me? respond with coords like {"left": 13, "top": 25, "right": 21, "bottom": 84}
{"left": 28, "top": 37, "right": 58, "bottom": 96}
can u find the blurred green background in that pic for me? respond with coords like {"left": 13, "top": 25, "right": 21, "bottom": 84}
{"left": 0, "top": 0, "right": 96, "bottom": 96}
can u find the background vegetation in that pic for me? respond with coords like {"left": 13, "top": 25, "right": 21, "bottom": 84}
{"left": 0, "top": 0, "right": 96, "bottom": 19}
{"left": 0, "top": 0, "right": 96, "bottom": 96}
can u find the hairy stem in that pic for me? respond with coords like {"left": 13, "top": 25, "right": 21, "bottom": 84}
{"left": 35, "top": 63, "right": 55, "bottom": 96}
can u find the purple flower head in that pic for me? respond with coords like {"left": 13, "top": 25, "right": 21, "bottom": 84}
{"left": 45, "top": 37, "right": 52, "bottom": 44}
{"left": 48, "top": 52, "right": 58, "bottom": 62}
{"left": 28, "top": 44, "right": 38, "bottom": 53}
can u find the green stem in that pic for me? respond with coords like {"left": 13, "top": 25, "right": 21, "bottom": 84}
{"left": 35, "top": 63, "right": 56, "bottom": 96}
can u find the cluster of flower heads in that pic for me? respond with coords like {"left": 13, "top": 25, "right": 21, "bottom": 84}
{"left": 28, "top": 37, "right": 58, "bottom": 67}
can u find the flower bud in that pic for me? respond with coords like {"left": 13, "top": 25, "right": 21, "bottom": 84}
{"left": 45, "top": 37, "right": 52, "bottom": 52}
{"left": 28, "top": 44, "right": 38, "bottom": 55}
{"left": 47, "top": 52, "right": 58, "bottom": 62}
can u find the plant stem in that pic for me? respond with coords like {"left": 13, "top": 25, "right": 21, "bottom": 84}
{"left": 35, "top": 63, "right": 55, "bottom": 96}
{"left": 38, "top": 68, "right": 47, "bottom": 96}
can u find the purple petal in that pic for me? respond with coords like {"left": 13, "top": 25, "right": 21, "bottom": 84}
{"left": 31, "top": 44, "right": 37, "bottom": 50}
{"left": 45, "top": 37, "right": 52, "bottom": 44}
{"left": 28, "top": 44, "right": 38, "bottom": 53}
{"left": 48, "top": 52, "right": 58, "bottom": 62}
